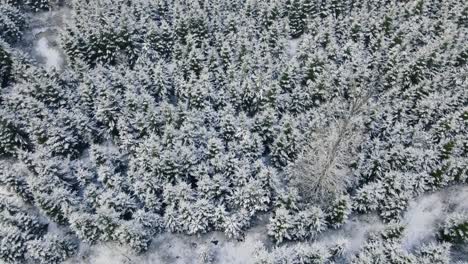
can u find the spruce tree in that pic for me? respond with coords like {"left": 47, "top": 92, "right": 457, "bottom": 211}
{"left": 0, "top": 44, "right": 13, "bottom": 88}
{"left": 0, "top": 4, "right": 25, "bottom": 44}
{"left": 288, "top": 0, "right": 306, "bottom": 38}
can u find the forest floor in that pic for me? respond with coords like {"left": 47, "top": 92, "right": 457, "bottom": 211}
{"left": 23, "top": 7, "right": 69, "bottom": 70}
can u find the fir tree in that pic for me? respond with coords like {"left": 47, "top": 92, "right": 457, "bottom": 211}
{"left": 288, "top": 0, "right": 306, "bottom": 38}
{"left": 116, "top": 221, "right": 151, "bottom": 253}
{"left": 0, "top": 226, "right": 27, "bottom": 263}
{"left": 438, "top": 213, "right": 468, "bottom": 244}
{"left": 27, "top": 234, "right": 78, "bottom": 264}
{"left": 0, "top": 4, "right": 25, "bottom": 44}
{"left": 268, "top": 208, "right": 294, "bottom": 244}
{"left": 149, "top": 20, "right": 174, "bottom": 60}
{"left": 0, "top": 44, "right": 13, "bottom": 88}
{"left": 326, "top": 194, "right": 351, "bottom": 229}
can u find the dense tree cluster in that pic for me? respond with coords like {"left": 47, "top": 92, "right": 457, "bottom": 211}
{"left": 2, "top": 0, "right": 59, "bottom": 12}
{"left": 0, "top": 194, "right": 77, "bottom": 263}
{"left": 438, "top": 213, "right": 468, "bottom": 245}
{"left": 0, "top": 0, "right": 467, "bottom": 262}
{"left": 255, "top": 225, "right": 454, "bottom": 264}
{"left": 0, "top": 3, "right": 25, "bottom": 44}
{"left": 350, "top": 224, "right": 453, "bottom": 264}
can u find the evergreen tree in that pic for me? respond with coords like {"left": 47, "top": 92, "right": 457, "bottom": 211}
{"left": 438, "top": 213, "right": 468, "bottom": 244}
{"left": 0, "top": 162, "right": 34, "bottom": 202}
{"left": 25, "top": 0, "right": 53, "bottom": 12}
{"left": 268, "top": 208, "right": 294, "bottom": 244}
{"left": 223, "top": 209, "right": 250, "bottom": 240}
{"left": 27, "top": 234, "right": 78, "bottom": 264}
{"left": 288, "top": 0, "right": 306, "bottom": 38}
{"left": 417, "top": 242, "right": 451, "bottom": 264}
{"left": 0, "top": 226, "right": 27, "bottom": 263}
{"left": 115, "top": 221, "right": 151, "bottom": 253}
{"left": 0, "top": 4, "right": 25, "bottom": 44}
{"left": 68, "top": 212, "right": 102, "bottom": 243}
{"left": 0, "top": 111, "right": 29, "bottom": 157}
{"left": 271, "top": 117, "right": 300, "bottom": 168}
{"left": 149, "top": 20, "right": 174, "bottom": 60}
{"left": 326, "top": 194, "right": 351, "bottom": 229}
{"left": 0, "top": 44, "right": 13, "bottom": 88}
{"left": 292, "top": 206, "right": 327, "bottom": 240}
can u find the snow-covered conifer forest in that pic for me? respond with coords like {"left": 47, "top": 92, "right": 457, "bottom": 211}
{"left": 0, "top": 0, "right": 467, "bottom": 263}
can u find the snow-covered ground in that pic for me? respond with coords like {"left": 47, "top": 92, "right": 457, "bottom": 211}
{"left": 35, "top": 37, "right": 63, "bottom": 69}
{"left": 401, "top": 192, "right": 446, "bottom": 250}
{"left": 21, "top": 8, "right": 69, "bottom": 70}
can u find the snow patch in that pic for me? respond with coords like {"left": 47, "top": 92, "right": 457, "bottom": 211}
{"left": 32, "top": 27, "right": 49, "bottom": 36}
{"left": 339, "top": 214, "right": 384, "bottom": 254}
{"left": 216, "top": 234, "right": 264, "bottom": 264}
{"left": 401, "top": 193, "right": 444, "bottom": 250}
{"left": 35, "top": 37, "right": 63, "bottom": 70}
{"left": 288, "top": 38, "right": 301, "bottom": 57}
{"left": 451, "top": 186, "right": 468, "bottom": 212}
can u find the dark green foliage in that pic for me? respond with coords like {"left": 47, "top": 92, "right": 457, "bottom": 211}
{"left": 148, "top": 21, "right": 174, "bottom": 60}
{"left": 303, "top": 58, "right": 324, "bottom": 85}
{"left": 25, "top": 0, "right": 52, "bottom": 12}
{"left": 28, "top": 234, "right": 78, "bottom": 264}
{"left": 438, "top": 213, "right": 468, "bottom": 244}
{"left": 268, "top": 206, "right": 327, "bottom": 244}
{"left": 380, "top": 223, "right": 405, "bottom": 241}
{"left": 44, "top": 110, "right": 88, "bottom": 157}
{"left": 86, "top": 30, "right": 135, "bottom": 66}
{"left": 0, "top": 227, "right": 27, "bottom": 263}
{"left": 63, "top": 28, "right": 136, "bottom": 67}
{"left": 0, "top": 4, "right": 25, "bottom": 44}
{"left": 351, "top": 228, "right": 417, "bottom": 264}
{"left": 0, "top": 113, "right": 29, "bottom": 157}
{"left": 326, "top": 194, "right": 351, "bottom": 229}
{"left": 417, "top": 242, "right": 451, "bottom": 264}
{"left": 271, "top": 118, "right": 299, "bottom": 168}
{"left": 0, "top": 209, "right": 48, "bottom": 240}
{"left": 4, "top": 0, "right": 56, "bottom": 12}
{"left": 455, "top": 48, "right": 468, "bottom": 66}
{"left": 288, "top": 0, "right": 306, "bottom": 38}
{"left": 116, "top": 222, "right": 151, "bottom": 253}
{"left": 0, "top": 198, "right": 49, "bottom": 264}
{"left": 0, "top": 164, "right": 34, "bottom": 202}
{"left": 68, "top": 212, "right": 103, "bottom": 243}
{"left": 0, "top": 45, "right": 13, "bottom": 88}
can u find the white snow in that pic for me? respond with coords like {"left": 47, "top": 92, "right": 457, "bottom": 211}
{"left": 32, "top": 27, "right": 48, "bottom": 36}
{"left": 401, "top": 193, "right": 444, "bottom": 250}
{"left": 35, "top": 37, "right": 63, "bottom": 70}
{"left": 288, "top": 38, "right": 301, "bottom": 57}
